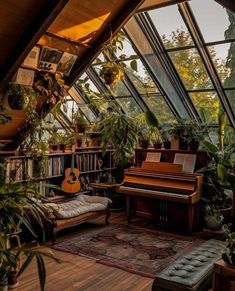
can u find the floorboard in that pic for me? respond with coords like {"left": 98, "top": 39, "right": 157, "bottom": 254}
{"left": 16, "top": 212, "right": 154, "bottom": 291}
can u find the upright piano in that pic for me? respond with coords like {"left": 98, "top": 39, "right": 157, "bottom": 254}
{"left": 116, "top": 161, "right": 203, "bottom": 233}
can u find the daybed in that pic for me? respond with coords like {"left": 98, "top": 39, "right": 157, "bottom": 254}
{"left": 43, "top": 194, "right": 112, "bottom": 244}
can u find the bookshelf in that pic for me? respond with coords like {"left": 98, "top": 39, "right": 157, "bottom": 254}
{"left": 3, "top": 147, "right": 116, "bottom": 196}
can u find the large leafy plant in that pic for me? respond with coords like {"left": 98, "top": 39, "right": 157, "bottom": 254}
{"left": 0, "top": 167, "right": 61, "bottom": 290}
{"left": 198, "top": 109, "right": 235, "bottom": 210}
{"left": 99, "top": 111, "right": 138, "bottom": 168}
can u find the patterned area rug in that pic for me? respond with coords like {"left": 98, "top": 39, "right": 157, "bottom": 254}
{"left": 53, "top": 224, "right": 203, "bottom": 278}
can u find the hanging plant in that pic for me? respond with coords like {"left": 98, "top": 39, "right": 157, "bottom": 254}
{"left": 97, "top": 30, "right": 138, "bottom": 87}
{"left": 99, "top": 63, "right": 124, "bottom": 86}
{"left": 33, "top": 72, "right": 69, "bottom": 105}
{"left": 4, "top": 83, "right": 29, "bottom": 110}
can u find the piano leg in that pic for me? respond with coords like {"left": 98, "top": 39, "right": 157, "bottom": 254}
{"left": 126, "top": 195, "right": 132, "bottom": 222}
{"left": 188, "top": 205, "right": 194, "bottom": 234}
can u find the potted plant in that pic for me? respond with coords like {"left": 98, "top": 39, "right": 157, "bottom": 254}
{"left": 160, "top": 128, "right": 171, "bottom": 149}
{"left": 72, "top": 111, "right": 88, "bottom": 133}
{"left": 99, "top": 110, "right": 138, "bottom": 178}
{"left": 0, "top": 178, "right": 61, "bottom": 290}
{"left": 98, "top": 30, "right": 138, "bottom": 87}
{"left": 3, "top": 83, "right": 32, "bottom": 110}
{"left": 203, "top": 204, "right": 224, "bottom": 230}
{"left": 150, "top": 128, "right": 163, "bottom": 149}
{"left": 136, "top": 110, "right": 159, "bottom": 149}
{"left": 222, "top": 224, "right": 235, "bottom": 267}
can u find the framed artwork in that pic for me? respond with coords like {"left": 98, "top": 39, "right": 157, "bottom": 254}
{"left": 38, "top": 47, "right": 63, "bottom": 73}
{"left": 12, "top": 68, "right": 35, "bottom": 86}
{"left": 57, "top": 52, "right": 77, "bottom": 76}
{"left": 22, "top": 46, "right": 40, "bottom": 69}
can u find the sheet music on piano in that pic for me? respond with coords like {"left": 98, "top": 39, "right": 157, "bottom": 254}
{"left": 145, "top": 152, "right": 161, "bottom": 162}
{"left": 173, "top": 153, "right": 196, "bottom": 173}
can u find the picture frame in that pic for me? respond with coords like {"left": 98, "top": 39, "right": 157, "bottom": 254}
{"left": 57, "top": 52, "right": 77, "bottom": 76}
{"left": 22, "top": 46, "right": 40, "bottom": 69}
{"left": 38, "top": 47, "right": 63, "bottom": 73}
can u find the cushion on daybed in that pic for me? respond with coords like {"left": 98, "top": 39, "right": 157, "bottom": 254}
{"left": 44, "top": 194, "right": 111, "bottom": 219}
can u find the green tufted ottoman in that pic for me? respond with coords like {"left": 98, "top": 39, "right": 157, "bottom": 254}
{"left": 152, "top": 239, "right": 225, "bottom": 291}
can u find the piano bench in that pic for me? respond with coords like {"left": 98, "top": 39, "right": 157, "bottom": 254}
{"left": 152, "top": 239, "right": 225, "bottom": 291}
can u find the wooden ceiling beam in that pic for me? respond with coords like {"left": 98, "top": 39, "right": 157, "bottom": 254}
{"left": 67, "top": 0, "right": 145, "bottom": 86}
{"left": 0, "top": 0, "right": 70, "bottom": 93}
{"left": 215, "top": 0, "right": 235, "bottom": 13}
{"left": 137, "top": 0, "right": 187, "bottom": 12}
{"left": 44, "top": 31, "right": 92, "bottom": 48}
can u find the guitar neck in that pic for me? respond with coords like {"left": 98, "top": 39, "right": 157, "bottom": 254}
{"left": 71, "top": 152, "right": 75, "bottom": 173}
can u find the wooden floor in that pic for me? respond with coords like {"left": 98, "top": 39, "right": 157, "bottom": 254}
{"left": 16, "top": 212, "right": 155, "bottom": 291}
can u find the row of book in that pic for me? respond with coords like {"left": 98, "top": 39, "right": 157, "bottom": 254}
{"left": 5, "top": 156, "right": 65, "bottom": 182}
{"left": 75, "top": 153, "right": 111, "bottom": 173}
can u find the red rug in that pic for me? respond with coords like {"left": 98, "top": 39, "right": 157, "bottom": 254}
{"left": 53, "top": 224, "right": 203, "bottom": 278}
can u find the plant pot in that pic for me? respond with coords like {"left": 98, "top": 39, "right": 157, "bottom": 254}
{"left": 179, "top": 139, "right": 188, "bottom": 150}
{"left": 58, "top": 144, "right": 66, "bottom": 152}
{"left": 204, "top": 214, "right": 224, "bottom": 230}
{"left": 49, "top": 144, "right": 59, "bottom": 152}
{"left": 74, "top": 125, "right": 85, "bottom": 133}
{"left": 163, "top": 141, "right": 171, "bottom": 149}
{"left": 222, "top": 252, "right": 235, "bottom": 267}
{"left": 153, "top": 143, "right": 162, "bottom": 149}
{"left": 64, "top": 145, "right": 73, "bottom": 152}
{"left": 7, "top": 89, "right": 28, "bottom": 110}
{"left": 139, "top": 139, "right": 149, "bottom": 149}
{"left": 189, "top": 139, "right": 200, "bottom": 151}
{"left": 8, "top": 270, "right": 19, "bottom": 289}
{"left": 76, "top": 139, "right": 82, "bottom": 148}
{"left": 220, "top": 206, "right": 232, "bottom": 224}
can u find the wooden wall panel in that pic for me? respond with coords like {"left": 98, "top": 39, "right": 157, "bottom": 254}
{"left": 0, "top": 0, "right": 46, "bottom": 67}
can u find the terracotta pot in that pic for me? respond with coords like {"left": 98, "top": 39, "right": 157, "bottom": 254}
{"left": 74, "top": 125, "right": 85, "bottom": 133}
{"left": 49, "top": 144, "right": 59, "bottom": 152}
{"left": 58, "top": 144, "right": 66, "bottom": 152}
{"left": 76, "top": 139, "right": 82, "bottom": 148}
{"left": 139, "top": 139, "right": 149, "bottom": 149}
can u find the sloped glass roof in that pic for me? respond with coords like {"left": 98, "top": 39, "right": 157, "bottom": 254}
{"left": 61, "top": 0, "right": 235, "bottom": 128}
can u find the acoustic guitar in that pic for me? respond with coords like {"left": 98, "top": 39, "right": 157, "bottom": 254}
{"left": 61, "top": 148, "right": 81, "bottom": 193}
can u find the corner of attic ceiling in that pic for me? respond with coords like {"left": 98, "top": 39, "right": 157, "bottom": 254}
{"left": 0, "top": 0, "right": 144, "bottom": 152}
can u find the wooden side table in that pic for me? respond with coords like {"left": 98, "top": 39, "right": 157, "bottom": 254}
{"left": 212, "top": 260, "right": 235, "bottom": 291}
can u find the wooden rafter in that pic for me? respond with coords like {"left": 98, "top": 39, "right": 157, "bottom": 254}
{"left": 0, "top": 0, "right": 70, "bottom": 93}
{"left": 67, "top": 0, "right": 145, "bottom": 86}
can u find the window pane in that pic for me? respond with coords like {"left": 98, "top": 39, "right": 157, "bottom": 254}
{"left": 124, "top": 59, "right": 159, "bottom": 94}
{"left": 148, "top": 5, "right": 194, "bottom": 49}
{"left": 61, "top": 98, "right": 78, "bottom": 121}
{"left": 69, "top": 86, "right": 85, "bottom": 104}
{"left": 125, "top": 17, "right": 191, "bottom": 118}
{"left": 190, "top": 0, "right": 235, "bottom": 43}
{"left": 79, "top": 106, "right": 96, "bottom": 122}
{"left": 116, "top": 97, "right": 142, "bottom": 116}
{"left": 168, "top": 48, "right": 213, "bottom": 90}
{"left": 208, "top": 43, "right": 235, "bottom": 88}
{"left": 116, "top": 36, "right": 137, "bottom": 59}
{"left": 189, "top": 92, "right": 220, "bottom": 123}
{"left": 225, "top": 90, "right": 235, "bottom": 113}
{"left": 142, "top": 96, "right": 176, "bottom": 124}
